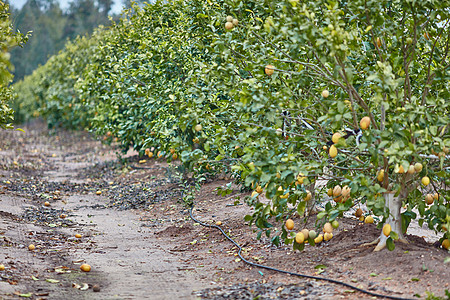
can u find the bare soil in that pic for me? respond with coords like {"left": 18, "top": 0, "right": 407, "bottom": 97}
{"left": 0, "top": 120, "right": 449, "bottom": 300}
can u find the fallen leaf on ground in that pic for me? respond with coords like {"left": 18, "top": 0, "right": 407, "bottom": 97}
{"left": 46, "top": 279, "right": 60, "bottom": 283}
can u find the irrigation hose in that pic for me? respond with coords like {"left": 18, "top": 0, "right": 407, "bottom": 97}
{"left": 188, "top": 204, "right": 415, "bottom": 300}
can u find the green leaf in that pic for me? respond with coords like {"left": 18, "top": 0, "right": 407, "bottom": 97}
{"left": 19, "top": 293, "right": 32, "bottom": 298}
{"left": 386, "top": 237, "right": 395, "bottom": 251}
{"left": 390, "top": 231, "right": 399, "bottom": 240}
{"left": 314, "top": 264, "right": 327, "bottom": 269}
{"left": 317, "top": 211, "right": 327, "bottom": 220}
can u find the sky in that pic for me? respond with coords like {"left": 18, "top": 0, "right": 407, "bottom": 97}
{"left": 10, "top": 0, "right": 126, "bottom": 14}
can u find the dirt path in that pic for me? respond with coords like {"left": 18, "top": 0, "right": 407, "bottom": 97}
{"left": 0, "top": 122, "right": 213, "bottom": 299}
{"left": 1, "top": 121, "right": 449, "bottom": 300}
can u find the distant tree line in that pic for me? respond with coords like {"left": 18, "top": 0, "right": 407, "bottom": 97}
{"left": 7, "top": 0, "right": 132, "bottom": 82}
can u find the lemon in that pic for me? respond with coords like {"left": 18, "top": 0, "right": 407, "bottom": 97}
{"left": 332, "top": 132, "right": 341, "bottom": 144}
{"left": 421, "top": 176, "right": 430, "bottom": 186}
{"left": 303, "top": 190, "right": 312, "bottom": 201}
{"left": 301, "top": 229, "right": 309, "bottom": 241}
{"left": 382, "top": 224, "right": 391, "bottom": 237}
{"left": 327, "top": 188, "right": 333, "bottom": 197}
{"left": 355, "top": 208, "right": 363, "bottom": 218}
{"left": 323, "top": 222, "right": 333, "bottom": 233}
{"left": 414, "top": 162, "right": 423, "bottom": 172}
{"left": 331, "top": 220, "right": 339, "bottom": 229}
{"left": 80, "top": 264, "right": 91, "bottom": 272}
{"left": 285, "top": 219, "right": 294, "bottom": 230}
{"left": 265, "top": 65, "right": 275, "bottom": 76}
{"left": 225, "top": 22, "right": 234, "bottom": 30}
{"left": 329, "top": 145, "right": 338, "bottom": 158}
{"left": 333, "top": 185, "right": 342, "bottom": 198}
{"left": 314, "top": 234, "right": 323, "bottom": 244}
{"left": 324, "top": 232, "right": 333, "bottom": 241}
{"left": 364, "top": 216, "right": 374, "bottom": 224}
{"left": 425, "top": 194, "right": 434, "bottom": 205}
{"left": 295, "top": 232, "right": 305, "bottom": 244}
{"left": 359, "top": 116, "right": 370, "bottom": 130}
{"left": 377, "top": 169, "right": 385, "bottom": 182}
{"left": 442, "top": 239, "right": 450, "bottom": 250}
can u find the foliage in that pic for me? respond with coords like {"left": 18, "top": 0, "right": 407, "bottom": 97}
{"left": 9, "top": 0, "right": 115, "bottom": 83}
{"left": 0, "top": 1, "right": 28, "bottom": 129}
{"left": 13, "top": 0, "right": 450, "bottom": 250}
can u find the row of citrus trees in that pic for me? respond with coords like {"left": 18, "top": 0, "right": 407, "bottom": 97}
{"left": 13, "top": 0, "right": 450, "bottom": 253}
{"left": 0, "top": 2, "right": 28, "bottom": 129}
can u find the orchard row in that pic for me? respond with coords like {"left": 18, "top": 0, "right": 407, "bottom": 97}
{"left": 13, "top": 0, "right": 450, "bottom": 251}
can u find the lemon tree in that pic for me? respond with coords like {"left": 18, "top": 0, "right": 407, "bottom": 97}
{"left": 13, "top": 0, "right": 450, "bottom": 252}
{"left": 187, "top": 0, "right": 450, "bottom": 251}
{"left": 0, "top": 2, "right": 28, "bottom": 129}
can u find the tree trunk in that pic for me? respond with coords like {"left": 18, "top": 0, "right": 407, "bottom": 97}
{"left": 374, "top": 192, "right": 408, "bottom": 251}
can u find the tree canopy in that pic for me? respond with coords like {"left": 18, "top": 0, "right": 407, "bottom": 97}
{"left": 13, "top": 0, "right": 450, "bottom": 252}
{"left": 9, "top": 0, "right": 116, "bottom": 83}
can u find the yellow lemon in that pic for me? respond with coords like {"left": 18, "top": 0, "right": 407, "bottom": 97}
{"left": 295, "top": 232, "right": 305, "bottom": 244}
{"left": 285, "top": 219, "right": 294, "bottom": 230}
{"left": 382, "top": 224, "right": 392, "bottom": 237}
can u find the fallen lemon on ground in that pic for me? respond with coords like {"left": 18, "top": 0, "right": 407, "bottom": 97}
{"left": 442, "top": 239, "right": 450, "bottom": 250}
{"left": 75, "top": 234, "right": 82, "bottom": 238}
{"left": 28, "top": 244, "right": 35, "bottom": 251}
{"left": 80, "top": 264, "right": 91, "bottom": 272}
